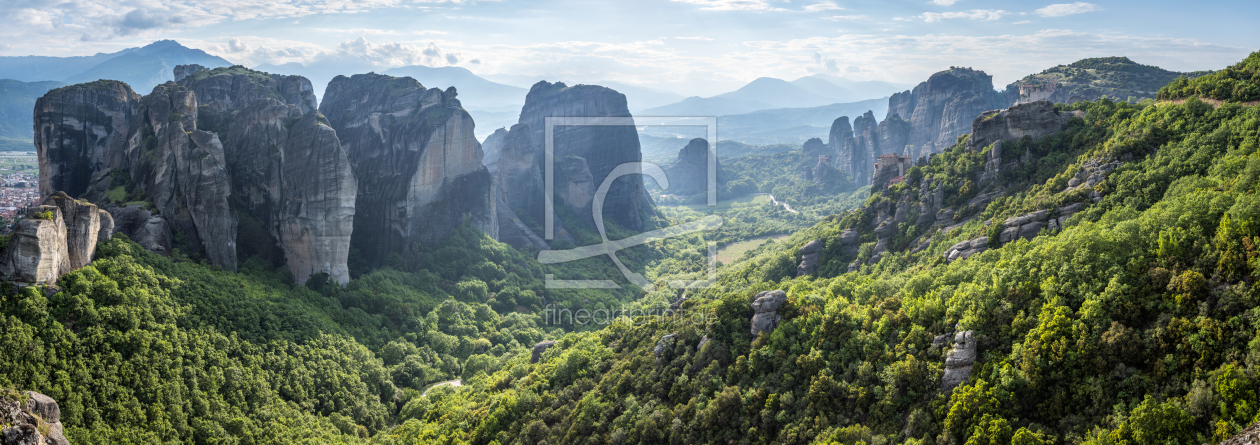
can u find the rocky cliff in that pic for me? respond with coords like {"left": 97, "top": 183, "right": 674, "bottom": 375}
{"left": 504, "top": 81, "right": 655, "bottom": 235}
{"left": 34, "top": 81, "right": 141, "bottom": 199}
{"left": 182, "top": 65, "right": 354, "bottom": 285}
{"left": 321, "top": 73, "right": 495, "bottom": 266}
{"left": 481, "top": 127, "right": 508, "bottom": 176}
{"left": 0, "top": 193, "right": 110, "bottom": 285}
{"left": 663, "top": 138, "right": 721, "bottom": 197}
{"left": 1, "top": 390, "right": 70, "bottom": 445}
{"left": 900, "top": 67, "right": 1004, "bottom": 155}
{"left": 825, "top": 67, "right": 1003, "bottom": 186}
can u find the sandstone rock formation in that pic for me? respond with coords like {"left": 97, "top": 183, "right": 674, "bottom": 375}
{"left": 123, "top": 82, "right": 237, "bottom": 270}
{"left": 34, "top": 81, "right": 141, "bottom": 199}
{"left": 1219, "top": 420, "right": 1260, "bottom": 445}
{"left": 663, "top": 138, "right": 720, "bottom": 197}
{"left": 900, "top": 67, "right": 1004, "bottom": 155}
{"left": 0, "top": 193, "right": 112, "bottom": 284}
{"left": 480, "top": 127, "right": 509, "bottom": 176}
{"left": 531, "top": 341, "right": 557, "bottom": 363}
{"left": 1, "top": 390, "right": 70, "bottom": 445}
{"left": 499, "top": 81, "right": 655, "bottom": 239}
{"left": 750, "top": 290, "right": 788, "bottom": 337}
{"left": 796, "top": 240, "right": 823, "bottom": 277}
{"left": 321, "top": 73, "right": 495, "bottom": 267}
{"left": 181, "top": 65, "right": 351, "bottom": 284}
{"left": 940, "top": 330, "right": 977, "bottom": 390}
{"left": 0, "top": 206, "right": 70, "bottom": 285}
{"left": 106, "top": 205, "right": 173, "bottom": 256}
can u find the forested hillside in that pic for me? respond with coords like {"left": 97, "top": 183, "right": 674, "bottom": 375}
{"left": 384, "top": 57, "right": 1260, "bottom": 444}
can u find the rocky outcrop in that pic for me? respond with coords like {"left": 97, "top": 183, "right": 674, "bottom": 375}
{"left": 827, "top": 116, "right": 854, "bottom": 177}
{"left": 836, "top": 111, "right": 879, "bottom": 187}
{"left": 796, "top": 240, "right": 823, "bottom": 277}
{"left": 531, "top": 341, "right": 557, "bottom": 363}
{"left": 750, "top": 290, "right": 788, "bottom": 337}
{"left": 653, "top": 333, "right": 677, "bottom": 360}
{"left": 42, "top": 192, "right": 101, "bottom": 270}
{"left": 901, "top": 68, "right": 1004, "bottom": 155}
{"left": 322, "top": 73, "right": 495, "bottom": 267}
{"left": 106, "top": 205, "right": 173, "bottom": 256}
{"left": 1064, "top": 157, "right": 1125, "bottom": 202}
{"left": 123, "top": 82, "right": 237, "bottom": 270}
{"left": 0, "top": 206, "right": 70, "bottom": 285}
{"left": 968, "top": 101, "right": 1073, "bottom": 152}
{"left": 876, "top": 113, "right": 911, "bottom": 157}
{"left": 0, "top": 193, "right": 112, "bottom": 284}
{"left": 481, "top": 127, "right": 508, "bottom": 176}
{"left": 1, "top": 390, "right": 70, "bottom": 445}
{"left": 943, "top": 202, "right": 1083, "bottom": 262}
{"left": 173, "top": 64, "right": 206, "bottom": 83}
{"left": 663, "top": 138, "right": 720, "bottom": 197}
{"left": 802, "top": 137, "right": 826, "bottom": 160}
{"left": 1219, "top": 420, "right": 1260, "bottom": 445}
{"left": 502, "top": 81, "right": 655, "bottom": 236}
{"left": 34, "top": 81, "right": 141, "bottom": 199}
{"left": 180, "top": 66, "right": 351, "bottom": 284}
{"left": 940, "top": 330, "right": 977, "bottom": 390}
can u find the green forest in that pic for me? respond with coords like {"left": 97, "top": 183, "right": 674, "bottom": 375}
{"left": 4, "top": 50, "right": 1260, "bottom": 445}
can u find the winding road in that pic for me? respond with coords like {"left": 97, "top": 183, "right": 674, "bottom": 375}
{"left": 766, "top": 194, "right": 798, "bottom": 214}
{"left": 422, "top": 379, "right": 463, "bottom": 396}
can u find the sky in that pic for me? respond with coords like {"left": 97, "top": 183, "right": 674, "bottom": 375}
{"left": 2, "top": 0, "right": 1258, "bottom": 97}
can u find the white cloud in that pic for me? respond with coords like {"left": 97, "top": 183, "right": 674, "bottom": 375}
{"left": 675, "top": 36, "right": 716, "bottom": 41}
{"left": 1035, "top": 2, "right": 1100, "bottom": 17}
{"left": 1012, "top": 20, "right": 1031, "bottom": 24}
{"left": 804, "top": 2, "right": 842, "bottom": 12}
{"left": 824, "top": 15, "right": 869, "bottom": 21}
{"left": 930, "top": 0, "right": 960, "bottom": 5}
{"left": 922, "top": 9, "right": 1006, "bottom": 22}
{"left": 671, "top": 0, "right": 781, "bottom": 11}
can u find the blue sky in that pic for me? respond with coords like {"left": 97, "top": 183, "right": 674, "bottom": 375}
{"left": 3, "top": 0, "right": 1257, "bottom": 96}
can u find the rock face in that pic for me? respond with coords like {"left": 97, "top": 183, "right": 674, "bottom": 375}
{"left": 42, "top": 192, "right": 101, "bottom": 270}
{"left": 827, "top": 68, "right": 1003, "bottom": 188}
{"left": 480, "top": 127, "right": 509, "bottom": 176}
{"left": 499, "top": 81, "right": 655, "bottom": 239}
{"left": 0, "top": 193, "right": 111, "bottom": 284}
{"left": 1, "top": 391, "right": 70, "bottom": 445}
{"left": 107, "top": 205, "right": 172, "bottom": 256}
{"left": 124, "top": 82, "right": 238, "bottom": 270}
{"left": 900, "top": 68, "right": 1004, "bottom": 155}
{"left": 663, "top": 138, "right": 720, "bottom": 197}
{"left": 531, "top": 341, "right": 557, "bottom": 363}
{"left": 940, "top": 330, "right": 977, "bottom": 390}
{"left": 796, "top": 240, "right": 823, "bottom": 277}
{"left": 0, "top": 206, "right": 70, "bottom": 285}
{"left": 322, "top": 73, "right": 495, "bottom": 267}
{"left": 750, "top": 290, "right": 788, "bottom": 337}
{"left": 182, "top": 66, "right": 351, "bottom": 284}
{"left": 34, "top": 81, "right": 141, "bottom": 200}
{"left": 1219, "top": 420, "right": 1260, "bottom": 445}
{"left": 970, "top": 101, "right": 1079, "bottom": 182}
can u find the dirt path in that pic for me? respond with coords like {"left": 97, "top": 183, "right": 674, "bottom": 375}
{"left": 422, "top": 379, "right": 462, "bottom": 396}
{"left": 767, "top": 194, "right": 798, "bottom": 213}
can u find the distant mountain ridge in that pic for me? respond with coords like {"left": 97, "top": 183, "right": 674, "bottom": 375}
{"left": 0, "top": 80, "right": 65, "bottom": 150}
{"left": 0, "top": 40, "right": 231, "bottom": 95}
{"left": 643, "top": 75, "right": 908, "bottom": 117}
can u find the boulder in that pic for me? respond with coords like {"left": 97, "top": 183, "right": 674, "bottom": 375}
{"left": 1000, "top": 226, "right": 1020, "bottom": 244}
{"left": 940, "top": 330, "right": 977, "bottom": 390}
{"left": 750, "top": 290, "right": 788, "bottom": 337}
{"left": 1, "top": 391, "right": 69, "bottom": 445}
{"left": 840, "top": 229, "right": 860, "bottom": 245}
{"left": 41, "top": 192, "right": 101, "bottom": 270}
{"left": 1018, "top": 221, "right": 1045, "bottom": 241}
{"left": 107, "top": 206, "right": 173, "bottom": 256}
{"left": 653, "top": 334, "right": 677, "bottom": 359}
{"left": 531, "top": 341, "right": 556, "bottom": 364}
{"left": 796, "top": 239, "right": 824, "bottom": 277}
